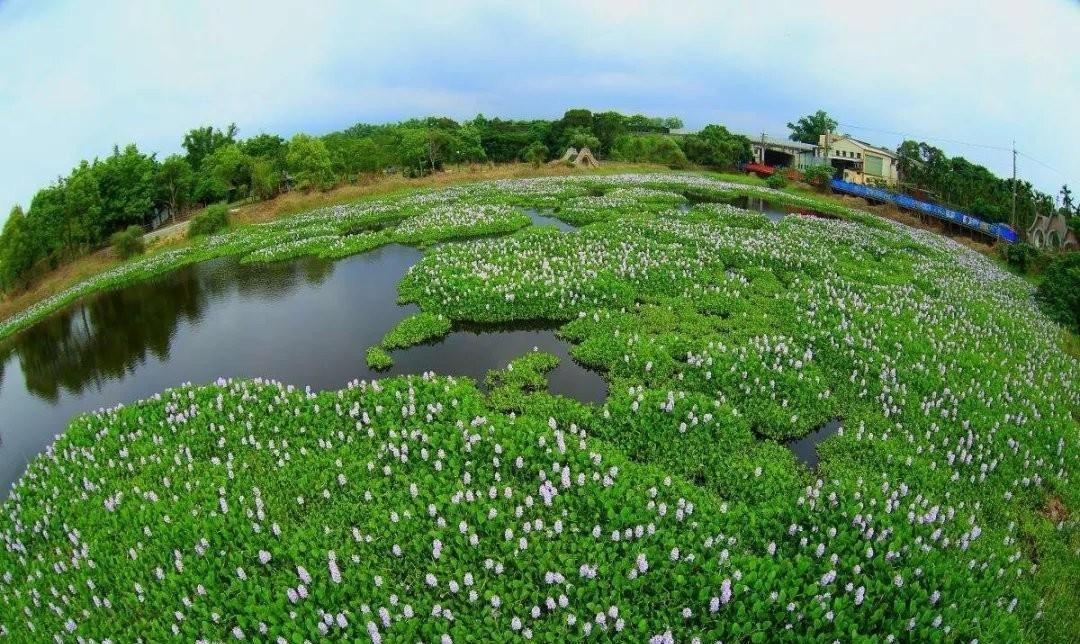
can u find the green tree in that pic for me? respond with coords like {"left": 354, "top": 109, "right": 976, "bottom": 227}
{"left": 469, "top": 116, "right": 551, "bottom": 163}
{"left": 197, "top": 144, "right": 252, "bottom": 202}
{"left": 182, "top": 123, "right": 238, "bottom": 171}
{"left": 897, "top": 138, "right": 1054, "bottom": 227}
{"left": 156, "top": 155, "right": 195, "bottom": 221}
{"left": 663, "top": 116, "right": 684, "bottom": 131}
{"left": 94, "top": 144, "right": 157, "bottom": 230}
{"left": 549, "top": 109, "right": 593, "bottom": 151}
{"left": 63, "top": 161, "right": 103, "bottom": 247}
{"left": 591, "top": 112, "right": 628, "bottom": 157}
{"left": 26, "top": 185, "right": 66, "bottom": 261}
{"left": 250, "top": 158, "right": 280, "bottom": 200}
{"left": 562, "top": 126, "right": 600, "bottom": 153}
{"left": 787, "top": 110, "right": 837, "bottom": 145}
{"left": 679, "top": 125, "right": 751, "bottom": 168}
{"left": 285, "top": 134, "right": 334, "bottom": 191}
{"left": 1060, "top": 185, "right": 1073, "bottom": 214}
{"left": 0, "top": 205, "right": 39, "bottom": 290}
{"left": 1036, "top": 252, "right": 1080, "bottom": 333}
{"left": 609, "top": 134, "right": 689, "bottom": 168}
{"left": 522, "top": 141, "right": 548, "bottom": 167}
{"left": 240, "top": 133, "right": 286, "bottom": 170}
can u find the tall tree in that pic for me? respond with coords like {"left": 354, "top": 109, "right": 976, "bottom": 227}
{"left": 95, "top": 144, "right": 158, "bottom": 230}
{"left": 250, "top": 158, "right": 280, "bottom": 200}
{"left": 679, "top": 125, "right": 751, "bottom": 168}
{"left": 561, "top": 127, "right": 600, "bottom": 153}
{"left": 1060, "top": 185, "right": 1074, "bottom": 214}
{"left": 285, "top": 134, "right": 334, "bottom": 191}
{"left": 182, "top": 123, "right": 238, "bottom": 171}
{"left": 787, "top": 110, "right": 837, "bottom": 145}
{"left": 591, "top": 111, "right": 628, "bottom": 157}
{"left": 156, "top": 155, "right": 195, "bottom": 221}
{"left": 63, "top": 161, "right": 103, "bottom": 248}
{"left": 240, "top": 133, "right": 287, "bottom": 170}
{"left": 0, "top": 205, "right": 38, "bottom": 289}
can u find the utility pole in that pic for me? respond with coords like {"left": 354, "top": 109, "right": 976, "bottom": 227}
{"left": 823, "top": 126, "right": 830, "bottom": 175}
{"left": 1011, "top": 140, "right": 1017, "bottom": 229}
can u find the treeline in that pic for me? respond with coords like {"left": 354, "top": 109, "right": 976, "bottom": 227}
{"left": 897, "top": 140, "right": 1058, "bottom": 228}
{"left": 0, "top": 108, "right": 750, "bottom": 291}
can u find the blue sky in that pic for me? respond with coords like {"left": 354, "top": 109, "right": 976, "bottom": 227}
{"left": 1, "top": 0, "right": 1077, "bottom": 216}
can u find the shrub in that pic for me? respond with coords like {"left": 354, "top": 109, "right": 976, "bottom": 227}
{"left": 109, "top": 225, "right": 145, "bottom": 259}
{"left": 1003, "top": 242, "right": 1041, "bottom": 274}
{"left": 1037, "top": 252, "right": 1080, "bottom": 332}
{"left": 609, "top": 134, "right": 688, "bottom": 169}
{"left": 765, "top": 172, "right": 788, "bottom": 189}
{"left": 521, "top": 141, "right": 548, "bottom": 168}
{"left": 188, "top": 203, "right": 230, "bottom": 238}
{"left": 802, "top": 164, "right": 833, "bottom": 189}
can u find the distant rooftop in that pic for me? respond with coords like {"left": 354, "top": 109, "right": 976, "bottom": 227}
{"left": 743, "top": 134, "right": 818, "bottom": 151}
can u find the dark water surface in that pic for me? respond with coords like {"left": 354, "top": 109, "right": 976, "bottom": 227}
{"left": 784, "top": 419, "right": 842, "bottom": 468}
{"left": 727, "top": 196, "right": 792, "bottom": 222}
{"left": 0, "top": 243, "right": 605, "bottom": 494}
{"left": 525, "top": 208, "right": 578, "bottom": 231}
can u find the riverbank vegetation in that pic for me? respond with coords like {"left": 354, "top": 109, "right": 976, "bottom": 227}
{"left": 0, "top": 175, "right": 880, "bottom": 342}
{"left": 0, "top": 173, "right": 1076, "bottom": 641}
{"left": 0, "top": 110, "right": 750, "bottom": 295}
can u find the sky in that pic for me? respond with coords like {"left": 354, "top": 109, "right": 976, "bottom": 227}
{"left": 0, "top": 0, "right": 1077, "bottom": 217}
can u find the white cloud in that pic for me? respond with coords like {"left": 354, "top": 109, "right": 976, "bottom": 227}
{"left": 0, "top": 0, "right": 1076, "bottom": 214}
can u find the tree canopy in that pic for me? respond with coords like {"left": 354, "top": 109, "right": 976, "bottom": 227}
{"left": 896, "top": 139, "right": 1054, "bottom": 228}
{"left": 787, "top": 110, "right": 837, "bottom": 145}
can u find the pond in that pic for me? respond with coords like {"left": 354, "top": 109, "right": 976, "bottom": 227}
{"left": 783, "top": 418, "right": 842, "bottom": 468}
{"left": 0, "top": 243, "right": 605, "bottom": 494}
{"left": 525, "top": 208, "right": 578, "bottom": 231}
{"left": 726, "top": 195, "right": 793, "bottom": 222}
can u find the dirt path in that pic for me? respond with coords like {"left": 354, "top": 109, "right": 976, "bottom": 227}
{"left": 144, "top": 219, "right": 189, "bottom": 242}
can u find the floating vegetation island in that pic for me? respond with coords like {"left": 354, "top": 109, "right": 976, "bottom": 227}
{"left": 0, "top": 174, "right": 1076, "bottom": 641}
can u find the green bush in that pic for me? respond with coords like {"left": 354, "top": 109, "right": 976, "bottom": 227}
{"left": 1037, "top": 252, "right": 1080, "bottom": 332}
{"left": 521, "top": 141, "right": 548, "bottom": 167}
{"left": 609, "top": 134, "right": 689, "bottom": 168}
{"left": 109, "top": 225, "right": 145, "bottom": 259}
{"left": 802, "top": 164, "right": 833, "bottom": 189}
{"left": 187, "top": 203, "right": 230, "bottom": 238}
{"left": 765, "top": 172, "right": 788, "bottom": 189}
{"left": 1003, "top": 242, "right": 1041, "bottom": 274}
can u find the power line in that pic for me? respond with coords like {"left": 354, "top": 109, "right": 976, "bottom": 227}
{"left": 1017, "top": 151, "right": 1071, "bottom": 182}
{"left": 838, "top": 121, "right": 1076, "bottom": 188}
{"left": 836, "top": 122, "right": 1012, "bottom": 152}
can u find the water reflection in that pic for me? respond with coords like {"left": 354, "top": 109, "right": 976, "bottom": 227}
{"left": 525, "top": 208, "right": 578, "bottom": 232}
{"left": 0, "top": 243, "right": 605, "bottom": 494}
{"left": 5, "top": 258, "right": 333, "bottom": 402}
{"left": 385, "top": 320, "right": 606, "bottom": 404}
{"left": 729, "top": 196, "right": 790, "bottom": 222}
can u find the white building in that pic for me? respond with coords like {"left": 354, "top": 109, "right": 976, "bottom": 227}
{"left": 816, "top": 133, "right": 900, "bottom": 186}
